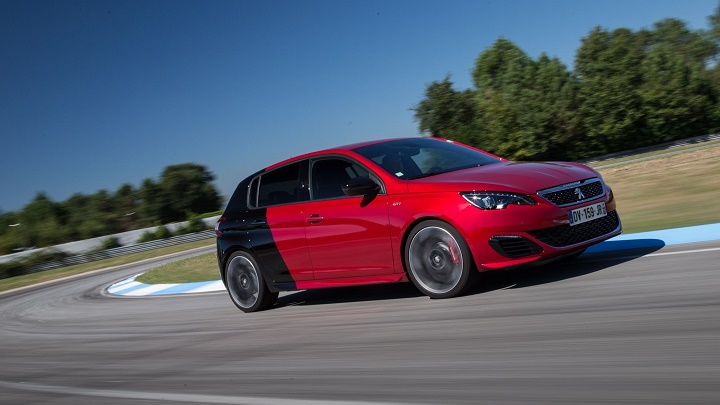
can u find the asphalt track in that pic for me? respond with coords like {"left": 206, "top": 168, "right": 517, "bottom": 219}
{"left": 1, "top": 239, "right": 719, "bottom": 404}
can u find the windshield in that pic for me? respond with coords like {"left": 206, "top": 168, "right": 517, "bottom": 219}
{"left": 353, "top": 138, "right": 502, "bottom": 179}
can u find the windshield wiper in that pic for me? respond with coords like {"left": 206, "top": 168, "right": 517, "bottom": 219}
{"left": 406, "top": 172, "right": 443, "bottom": 180}
{"left": 406, "top": 163, "right": 489, "bottom": 180}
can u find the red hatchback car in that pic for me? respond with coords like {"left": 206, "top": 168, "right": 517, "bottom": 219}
{"left": 216, "top": 137, "right": 621, "bottom": 312}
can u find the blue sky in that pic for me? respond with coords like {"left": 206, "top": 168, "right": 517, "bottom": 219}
{"left": 1, "top": 0, "right": 717, "bottom": 212}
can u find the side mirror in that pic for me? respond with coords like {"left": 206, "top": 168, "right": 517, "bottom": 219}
{"left": 342, "top": 176, "right": 380, "bottom": 197}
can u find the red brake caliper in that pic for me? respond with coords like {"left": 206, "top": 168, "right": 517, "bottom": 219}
{"left": 448, "top": 238, "right": 459, "bottom": 264}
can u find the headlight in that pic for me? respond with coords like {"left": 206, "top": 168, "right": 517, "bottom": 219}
{"left": 461, "top": 192, "right": 536, "bottom": 210}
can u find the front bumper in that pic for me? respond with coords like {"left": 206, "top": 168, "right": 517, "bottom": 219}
{"left": 454, "top": 194, "right": 622, "bottom": 271}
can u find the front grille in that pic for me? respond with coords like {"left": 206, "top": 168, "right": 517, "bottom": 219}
{"left": 489, "top": 236, "right": 543, "bottom": 258}
{"left": 528, "top": 210, "right": 620, "bottom": 247}
{"left": 538, "top": 178, "right": 605, "bottom": 207}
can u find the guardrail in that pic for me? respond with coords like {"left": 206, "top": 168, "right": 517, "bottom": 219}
{"left": 581, "top": 132, "right": 720, "bottom": 164}
{"left": 1, "top": 230, "right": 215, "bottom": 279}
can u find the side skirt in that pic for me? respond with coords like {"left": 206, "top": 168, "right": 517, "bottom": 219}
{"left": 273, "top": 274, "right": 406, "bottom": 291}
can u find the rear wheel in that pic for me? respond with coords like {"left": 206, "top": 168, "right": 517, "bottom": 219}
{"left": 225, "top": 251, "right": 278, "bottom": 313}
{"left": 405, "top": 220, "right": 477, "bottom": 298}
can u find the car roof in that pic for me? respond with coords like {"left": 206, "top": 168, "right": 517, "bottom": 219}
{"left": 265, "top": 137, "right": 432, "bottom": 171}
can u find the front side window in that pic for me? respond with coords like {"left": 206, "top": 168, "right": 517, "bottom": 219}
{"left": 254, "top": 162, "right": 302, "bottom": 207}
{"left": 311, "top": 158, "right": 376, "bottom": 200}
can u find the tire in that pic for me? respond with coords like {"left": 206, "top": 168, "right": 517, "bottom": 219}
{"left": 405, "top": 220, "right": 477, "bottom": 299}
{"left": 225, "top": 251, "right": 278, "bottom": 313}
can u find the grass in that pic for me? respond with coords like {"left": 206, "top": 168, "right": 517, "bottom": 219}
{"left": 596, "top": 145, "right": 720, "bottom": 233}
{"left": 587, "top": 138, "right": 720, "bottom": 167}
{"left": 135, "top": 252, "right": 218, "bottom": 284}
{"left": 2, "top": 144, "right": 718, "bottom": 290}
{"left": 0, "top": 239, "right": 213, "bottom": 294}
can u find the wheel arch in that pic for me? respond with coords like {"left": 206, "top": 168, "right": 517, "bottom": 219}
{"left": 219, "top": 245, "right": 256, "bottom": 287}
{"left": 400, "top": 216, "right": 454, "bottom": 274}
{"left": 400, "top": 216, "right": 482, "bottom": 277}
{"left": 401, "top": 217, "right": 479, "bottom": 298}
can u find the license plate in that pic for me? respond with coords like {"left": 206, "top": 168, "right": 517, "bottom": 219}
{"left": 568, "top": 202, "right": 607, "bottom": 226}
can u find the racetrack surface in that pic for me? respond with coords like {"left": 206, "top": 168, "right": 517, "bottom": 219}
{"left": 1, "top": 241, "right": 719, "bottom": 404}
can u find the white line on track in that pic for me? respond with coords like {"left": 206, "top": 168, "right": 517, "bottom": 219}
{"left": 0, "top": 381, "right": 412, "bottom": 405}
{"left": 645, "top": 247, "right": 720, "bottom": 257}
{"left": 583, "top": 246, "right": 720, "bottom": 262}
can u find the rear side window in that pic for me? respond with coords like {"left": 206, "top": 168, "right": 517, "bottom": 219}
{"left": 252, "top": 162, "right": 302, "bottom": 208}
{"left": 248, "top": 176, "right": 260, "bottom": 208}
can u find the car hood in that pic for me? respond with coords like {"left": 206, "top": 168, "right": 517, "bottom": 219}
{"left": 406, "top": 161, "right": 599, "bottom": 194}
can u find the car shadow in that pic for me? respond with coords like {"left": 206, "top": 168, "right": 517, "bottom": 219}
{"left": 471, "top": 238, "right": 666, "bottom": 293}
{"left": 274, "top": 238, "right": 666, "bottom": 308}
{"left": 275, "top": 282, "right": 423, "bottom": 309}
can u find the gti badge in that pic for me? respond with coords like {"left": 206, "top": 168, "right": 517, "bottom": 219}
{"left": 574, "top": 188, "right": 586, "bottom": 200}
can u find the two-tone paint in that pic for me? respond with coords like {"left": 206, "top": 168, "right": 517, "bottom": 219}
{"left": 216, "top": 137, "right": 621, "bottom": 297}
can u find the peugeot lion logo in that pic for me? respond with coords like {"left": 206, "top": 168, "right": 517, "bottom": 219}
{"left": 574, "top": 188, "right": 586, "bottom": 200}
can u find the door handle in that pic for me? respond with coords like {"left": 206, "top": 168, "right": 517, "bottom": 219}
{"left": 305, "top": 214, "right": 324, "bottom": 224}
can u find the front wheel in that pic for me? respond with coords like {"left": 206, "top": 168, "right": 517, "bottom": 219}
{"left": 405, "top": 220, "right": 477, "bottom": 298}
{"left": 225, "top": 251, "right": 278, "bottom": 313}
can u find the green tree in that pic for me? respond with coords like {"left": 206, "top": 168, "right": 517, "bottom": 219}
{"left": 20, "top": 192, "right": 65, "bottom": 246}
{"left": 82, "top": 190, "right": 118, "bottom": 238}
{"left": 414, "top": 9, "right": 720, "bottom": 161}
{"left": 639, "top": 43, "right": 716, "bottom": 142}
{"left": 139, "top": 178, "right": 164, "bottom": 226}
{"left": 471, "top": 38, "right": 536, "bottom": 157}
{"left": 472, "top": 38, "right": 534, "bottom": 94}
{"left": 157, "top": 163, "right": 222, "bottom": 223}
{"left": 61, "top": 193, "right": 89, "bottom": 240}
{"left": 709, "top": 3, "right": 720, "bottom": 41}
{"left": 114, "top": 183, "right": 140, "bottom": 232}
{"left": 650, "top": 18, "right": 717, "bottom": 65}
{"left": 0, "top": 211, "right": 22, "bottom": 254}
{"left": 0, "top": 163, "right": 222, "bottom": 249}
{"left": 697, "top": 7, "right": 720, "bottom": 129}
{"left": 575, "top": 27, "right": 647, "bottom": 155}
{"left": 470, "top": 39, "right": 579, "bottom": 160}
{"left": 533, "top": 55, "right": 584, "bottom": 159}
{"left": 413, "top": 76, "right": 476, "bottom": 138}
